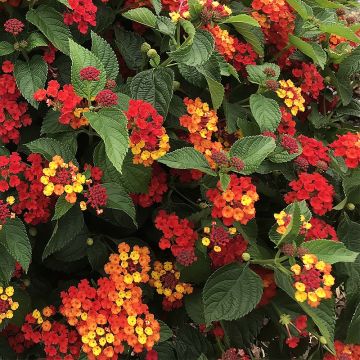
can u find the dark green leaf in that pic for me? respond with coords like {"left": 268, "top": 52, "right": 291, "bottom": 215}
{"left": 250, "top": 94, "right": 281, "bottom": 132}
{"left": 122, "top": 7, "right": 157, "bottom": 28}
{"left": 52, "top": 194, "right": 74, "bottom": 220}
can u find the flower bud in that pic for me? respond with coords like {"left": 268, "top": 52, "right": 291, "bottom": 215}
{"left": 86, "top": 237, "right": 94, "bottom": 246}
{"left": 141, "top": 42, "right": 151, "bottom": 53}
{"left": 346, "top": 203, "right": 355, "bottom": 211}
{"left": 173, "top": 81, "right": 180, "bottom": 91}
{"left": 147, "top": 49, "right": 158, "bottom": 59}
{"left": 242, "top": 252, "right": 251, "bottom": 261}
{"left": 319, "top": 336, "right": 327, "bottom": 345}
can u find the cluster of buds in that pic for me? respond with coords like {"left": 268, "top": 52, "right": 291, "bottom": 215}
{"left": 211, "top": 150, "right": 245, "bottom": 172}
{"left": 198, "top": 0, "right": 232, "bottom": 23}
{"left": 274, "top": 211, "right": 311, "bottom": 235}
{"left": 201, "top": 222, "right": 237, "bottom": 253}
{"left": 291, "top": 254, "right": 334, "bottom": 307}
{"left": 0, "top": 286, "right": 19, "bottom": 324}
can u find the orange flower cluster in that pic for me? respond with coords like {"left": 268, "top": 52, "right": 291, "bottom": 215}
{"left": 274, "top": 211, "right": 311, "bottom": 235}
{"left": 0, "top": 286, "right": 19, "bottom": 324}
{"left": 276, "top": 80, "right": 306, "bottom": 116}
{"left": 206, "top": 174, "right": 259, "bottom": 226}
{"left": 324, "top": 340, "right": 360, "bottom": 360}
{"left": 291, "top": 254, "right": 334, "bottom": 308}
{"left": 149, "top": 261, "right": 193, "bottom": 311}
{"left": 206, "top": 25, "right": 235, "bottom": 60}
{"left": 180, "top": 97, "right": 223, "bottom": 168}
{"left": 60, "top": 242, "right": 160, "bottom": 359}
{"left": 41, "top": 155, "right": 87, "bottom": 204}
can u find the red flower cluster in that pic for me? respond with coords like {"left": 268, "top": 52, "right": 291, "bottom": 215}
{"left": 284, "top": 173, "right": 334, "bottom": 215}
{"left": 63, "top": 0, "right": 97, "bottom": 34}
{"left": 0, "top": 200, "right": 12, "bottom": 226}
{"left": 1, "top": 324, "right": 33, "bottom": 354}
{"left": 34, "top": 80, "right": 88, "bottom": 129}
{"left": 155, "top": 210, "right": 198, "bottom": 266}
{"left": 4, "top": 18, "right": 24, "bottom": 35}
{"left": 126, "top": 99, "right": 170, "bottom": 166}
{"left": 292, "top": 63, "right": 324, "bottom": 101}
{"left": 22, "top": 306, "right": 82, "bottom": 359}
{"left": 206, "top": 174, "right": 259, "bottom": 226}
{"left": 83, "top": 183, "right": 108, "bottom": 215}
{"left": 43, "top": 45, "right": 57, "bottom": 64}
{"left": 330, "top": 132, "right": 360, "bottom": 169}
{"left": 280, "top": 314, "right": 308, "bottom": 349}
{"left": 132, "top": 164, "right": 168, "bottom": 208}
{"left": 278, "top": 107, "right": 296, "bottom": 136}
{"left": 281, "top": 135, "right": 299, "bottom": 154}
{"left": 296, "top": 135, "right": 330, "bottom": 169}
{"left": 0, "top": 61, "right": 32, "bottom": 144}
{"left": 251, "top": 0, "right": 295, "bottom": 50}
{"left": 170, "top": 169, "right": 203, "bottom": 183}
{"left": 304, "top": 218, "right": 338, "bottom": 242}
{"left": 324, "top": 340, "right": 360, "bottom": 360}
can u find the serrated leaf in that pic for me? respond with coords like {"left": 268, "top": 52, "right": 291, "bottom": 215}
{"left": 233, "top": 23, "right": 264, "bottom": 56}
{"left": 86, "top": 239, "right": 109, "bottom": 271}
{"left": 0, "top": 245, "right": 16, "bottom": 284}
{"left": 320, "top": 23, "right": 360, "bottom": 43}
{"left": 14, "top": 55, "right": 48, "bottom": 108}
{"left": 69, "top": 39, "right": 106, "bottom": 99}
{"left": 0, "top": 41, "right": 14, "bottom": 56}
{"left": 156, "top": 16, "right": 176, "bottom": 36}
{"left": 91, "top": 31, "right": 119, "bottom": 80}
{"left": 275, "top": 270, "right": 335, "bottom": 352}
{"left": 26, "top": 5, "right": 73, "bottom": 55}
{"left": 203, "top": 263, "right": 263, "bottom": 323}
{"left": 222, "top": 14, "right": 260, "bottom": 27}
{"left": 151, "top": 0, "right": 162, "bottom": 14}
{"left": 346, "top": 301, "right": 360, "bottom": 343}
{"left": 52, "top": 194, "right": 74, "bottom": 220}
{"left": 302, "top": 240, "right": 359, "bottom": 264}
{"left": 43, "top": 206, "right": 84, "bottom": 259}
{"left": 246, "top": 63, "right": 280, "bottom": 85}
{"left": 338, "top": 46, "right": 360, "bottom": 79}
{"left": 26, "top": 32, "right": 48, "bottom": 51}
{"left": 185, "top": 291, "right": 205, "bottom": 324}
{"left": 250, "top": 94, "right": 281, "bottom": 132}
{"left": 25, "top": 138, "right": 75, "bottom": 163}
{"left": 286, "top": 0, "right": 313, "bottom": 19}
{"left": 268, "top": 141, "right": 302, "bottom": 163}
{"left": 130, "top": 68, "right": 174, "bottom": 117}
{"left": 198, "top": 67, "right": 224, "bottom": 110}
{"left": 169, "top": 30, "right": 215, "bottom": 66}
{"left": 0, "top": 218, "right": 31, "bottom": 272}
{"left": 103, "top": 183, "right": 136, "bottom": 225}
{"left": 219, "top": 172, "right": 230, "bottom": 191}
{"left": 158, "top": 148, "right": 216, "bottom": 176}
{"left": 41, "top": 110, "right": 68, "bottom": 135}
{"left": 229, "top": 136, "right": 276, "bottom": 175}
{"left": 289, "top": 35, "right": 327, "bottom": 69}
{"left": 123, "top": 7, "right": 157, "bottom": 28}
{"left": 159, "top": 321, "right": 173, "bottom": 342}
{"left": 85, "top": 108, "right": 129, "bottom": 175}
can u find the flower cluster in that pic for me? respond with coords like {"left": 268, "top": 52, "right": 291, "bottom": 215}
{"left": 276, "top": 80, "right": 306, "bottom": 116}
{"left": 296, "top": 135, "right": 330, "bottom": 170}
{"left": 149, "top": 261, "right": 193, "bottom": 311}
{"left": 304, "top": 218, "right": 338, "bottom": 242}
{"left": 0, "top": 199, "right": 14, "bottom": 227}
{"left": 278, "top": 107, "right": 296, "bottom": 136}
{"left": 21, "top": 306, "right": 82, "bottom": 359}
{"left": 291, "top": 254, "right": 334, "bottom": 307}
{"left": 292, "top": 63, "right": 325, "bottom": 101}
{"left": 197, "top": 0, "right": 231, "bottom": 22}
{"left": 284, "top": 173, "right": 334, "bottom": 215}
{"left": 274, "top": 211, "right": 311, "bottom": 235}
{"left": 126, "top": 99, "right": 170, "bottom": 166}
{"left": 34, "top": 80, "right": 87, "bottom": 129}
{"left": 206, "top": 174, "right": 259, "bottom": 226}
{"left": 323, "top": 341, "right": 360, "bottom": 360}
{"left": 131, "top": 164, "right": 168, "bottom": 208}
{"left": 4, "top": 18, "right": 24, "bottom": 35}
{"left": 155, "top": 210, "right": 198, "bottom": 266}
{"left": 279, "top": 314, "right": 308, "bottom": 349}
{"left": 63, "top": 0, "right": 98, "bottom": 34}
{"left": 330, "top": 132, "right": 360, "bottom": 169}
{"left": 0, "top": 286, "right": 19, "bottom": 325}
{"left": 180, "top": 97, "right": 223, "bottom": 168}
{"left": 0, "top": 61, "right": 32, "bottom": 144}
{"left": 251, "top": 0, "right": 295, "bottom": 50}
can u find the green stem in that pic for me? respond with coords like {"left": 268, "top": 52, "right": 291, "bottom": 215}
{"left": 171, "top": 187, "right": 199, "bottom": 208}
{"left": 251, "top": 255, "right": 288, "bottom": 265}
{"left": 215, "top": 337, "right": 225, "bottom": 355}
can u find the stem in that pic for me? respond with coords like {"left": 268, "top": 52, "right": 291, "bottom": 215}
{"left": 251, "top": 256, "right": 288, "bottom": 265}
{"left": 171, "top": 187, "right": 199, "bottom": 208}
{"left": 160, "top": 57, "right": 173, "bottom": 67}
{"left": 215, "top": 337, "right": 225, "bottom": 355}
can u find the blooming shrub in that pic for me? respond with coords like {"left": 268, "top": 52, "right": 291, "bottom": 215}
{"left": 0, "top": 0, "right": 359, "bottom": 359}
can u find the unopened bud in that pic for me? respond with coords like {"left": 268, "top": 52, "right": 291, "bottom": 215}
{"left": 297, "top": 247, "right": 309, "bottom": 257}
{"left": 346, "top": 203, "right": 355, "bottom": 211}
{"left": 173, "top": 81, "right": 180, "bottom": 91}
{"left": 281, "top": 243, "right": 296, "bottom": 256}
{"left": 86, "top": 238, "right": 94, "bottom": 246}
{"left": 242, "top": 252, "right": 251, "bottom": 261}
{"left": 147, "top": 49, "right": 158, "bottom": 59}
{"left": 141, "top": 42, "right": 151, "bottom": 53}
{"left": 266, "top": 79, "right": 279, "bottom": 91}
{"left": 319, "top": 336, "right": 327, "bottom": 345}
{"left": 263, "top": 67, "right": 276, "bottom": 77}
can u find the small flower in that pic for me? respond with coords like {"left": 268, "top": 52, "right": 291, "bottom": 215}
{"left": 79, "top": 66, "right": 101, "bottom": 81}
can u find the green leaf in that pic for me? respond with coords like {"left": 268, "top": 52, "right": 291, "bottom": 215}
{"left": 343, "top": 169, "right": 360, "bottom": 204}
{"left": 26, "top": 5, "right": 73, "bottom": 55}
{"left": 338, "top": 46, "right": 360, "bottom": 79}
{"left": 85, "top": 108, "right": 129, "bottom": 175}
{"left": 246, "top": 63, "right": 280, "bottom": 85}
{"left": 41, "top": 110, "right": 68, "bottom": 135}
{"left": 320, "top": 23, "right": 360, "bottom": 43}
{"left": 102, "top": 183, "right": 136, "bottom": 225}
{"left": 169, "top": 30, "right": 215, "bottom": 66}
{"left": 0, "top": 245, "right": 16, "bottom": 284}
{"left": 289, "top": 35, "right": 327, "bottom": 69}
{"left": 52, "top": 194, "right": 74, "bottom": 220}
{"left": 203, "top": 263, "right": 263, "bottom": 323}
{"left": 197, "top": 67, "right": 224, "bottom": 110}
{"left": 229, "top": 136, "right": 276, "bottom": 175}
{"left": 69, "top": 39, "right": 106, "bottom": 99}
{"left": 302, "top": 240, "right": 359, "bottom": 264}
{"left": 122, "top": 7, "right": 157, "bottom": 28}
{"left": 268, "top": 141, "right": 302, "bottom": 163}
{"left": 13, "top": 55, "right": 48, "bottom": 108}
{"left": 219, "top": 172, "right": 231, "bottom": 191}
{"left": 0, "top": 219, "right": 31, "bottom": 272}
{"left": 222, "top": 14, "right": 260, "bottom": 27}
{"left": 185, "top": 291, "right": 205, "bottom": 324}
{"left": 0, "top": 41, "right": 14, "bottom": 56}
{"left": 87, "top": 239, "right": 109, "bottom": 271}
{"left": 286, "top": 0, "right": 313, "bottom": 19}
{"left": 346, "top": 301, "right": 360, "bottom": 343}
{"left": 91, "top": 32, "right": 119, "bottom": 81}
{"left": 159, "top": 321, "right": 173, "bottom": 342}
{"left": 275, "top": 270, "right": 335, "bottom": 352}
{"left": 151, "top": 0, "right": 162, "bottom": 14}
{"left": 232, "top": 24, "right": 264, "bottom": 56}
{"left": 156, "top": 16, "right": 176, "bottom": 36}
{"left": 250, "top": 94, "right": 281, "bottom": 132}
{"left": 313, "top": 0, "right": 341, "bottom": 8}
{"left": 26, "top": 32, "right": 48, "bottom": 51}
{"left": 43, "top": 206, "right": 84, "bottom": 259}
{"left": 130, "top": 68, "right": 174, "bottom": 117}
{"left": 158, "top": 148, "right": 216, "bottom": 176}
{"left": 25, "top": 137, "right": 75, "bottom": 163}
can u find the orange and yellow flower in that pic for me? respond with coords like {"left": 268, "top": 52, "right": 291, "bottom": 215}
{"left": 276, "top": 80, "right": 305, "bottom": 116}
{"left": 0, "top": 286, "right": 19, "bottom": 324}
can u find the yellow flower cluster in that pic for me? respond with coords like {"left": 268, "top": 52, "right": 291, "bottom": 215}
{"left": 276, "top": 80, "right": 305, "bottom": 116}
{"left": 291, "top": 254, "right": 334, "bottom": 308}
{"left": 41, "top": 155, "right": 87, "bottom": 204}
{"left": 0, "top": 286, "right": 19, "bottom": 324}
{"left": 274, "top": 211, "right": 311, "bottom": 235}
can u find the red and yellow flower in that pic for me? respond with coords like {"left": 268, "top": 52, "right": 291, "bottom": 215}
{"left": 276, "top": 80, "right": 305, "bottom": 116}
{"left": 0, "top": 286, "right": 19, "bottom": 324}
